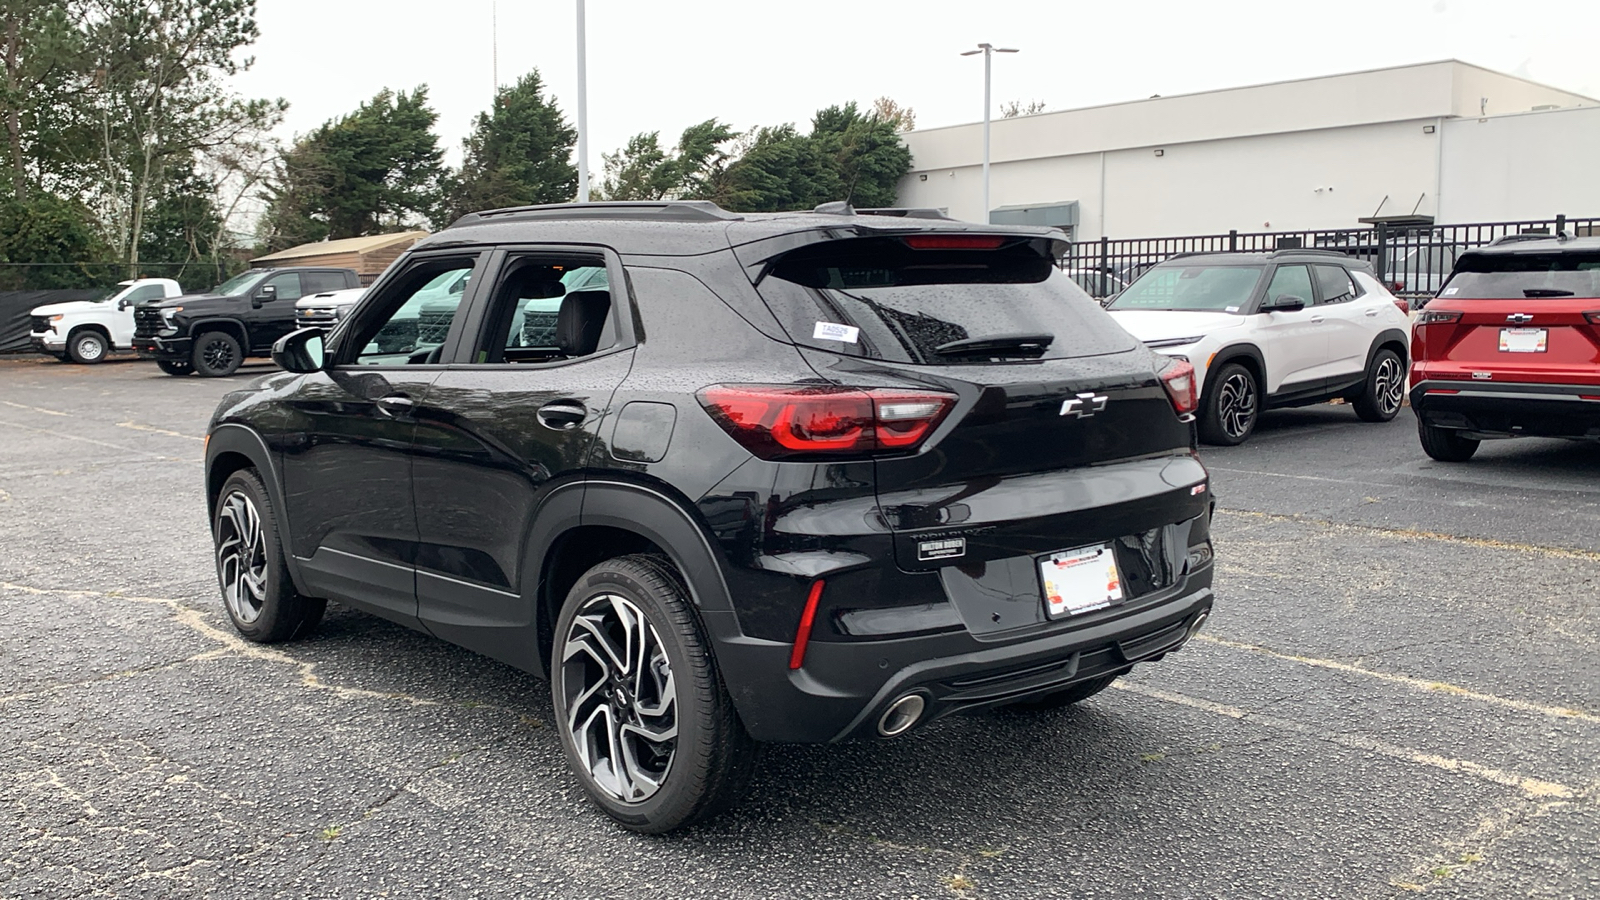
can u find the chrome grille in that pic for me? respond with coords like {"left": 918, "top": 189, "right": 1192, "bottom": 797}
{"left": 133, "top": 307, "right": 166, "bottom": 337}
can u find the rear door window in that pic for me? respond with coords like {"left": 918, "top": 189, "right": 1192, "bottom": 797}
{"left": 1441, "top": 251, "right": 1600, "bottom": 299}
{"left": 757, "top": 237, "right": 1136, "bottom": 364}
{"left": 302, "top": 271, "right": 350, "bottom": 294}
{"left": 1313, "top": 265, "right": 1359, "bottom": 304}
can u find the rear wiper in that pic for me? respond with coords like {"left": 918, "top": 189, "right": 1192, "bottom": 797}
{"left": 934, "top": 333, "right": 1054, "bottom": 357}
{"left": 1523, "top": 289, "right": 1574, "bottom": 297}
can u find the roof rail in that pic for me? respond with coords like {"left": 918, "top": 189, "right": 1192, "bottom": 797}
{"left": 1161, "top": 248, "right": 1350, "bottom": 262}
{"left": 1487, "top": 231, "right": 1570, "bottom": 246}
{"left": 811, "top": 201, "right": 855, "bottom": 216}
{"left": 450, "top": 200, "right": 740, "bottom": 227}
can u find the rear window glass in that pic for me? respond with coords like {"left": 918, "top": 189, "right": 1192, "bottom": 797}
{"left": 1441, "top": 251, "right": 1600, "bottom": 299}
{"left": 757, "top": 239, "right": 1137, "bottom": 365}
{"left": 1107, "top": 265, "right": 1264, "bottom": 313}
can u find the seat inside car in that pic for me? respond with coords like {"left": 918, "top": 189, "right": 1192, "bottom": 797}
{"left": 555, "top": 289, "right": 610, "bottom": 357}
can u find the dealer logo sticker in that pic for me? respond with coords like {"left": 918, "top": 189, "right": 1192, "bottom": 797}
{"left": 917, "top": 537, "right": 966, "bottom": 562}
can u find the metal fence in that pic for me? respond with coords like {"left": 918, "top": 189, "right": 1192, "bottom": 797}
{"left": 1061, "top": 214, "right": 1600, "bottom": 298}
{"left": 0, "top": 261, "right": 236, "bottom": 294}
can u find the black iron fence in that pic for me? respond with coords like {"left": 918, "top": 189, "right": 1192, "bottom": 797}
{"left": 1062, "top": 214, "right": 1600, "bottom": 298}
{"left": 0, "top": 260, "right": 236, "bottom": 294}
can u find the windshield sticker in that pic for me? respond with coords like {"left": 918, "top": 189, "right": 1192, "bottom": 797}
{"left": 1225, "top": 306, "right": 1240, "bottom": 312}
{"left": 813, "top": 322, "right": 860, "bottom": 343}
{"left": 1442, "top": 287, "right": 1459, "bottom": 295}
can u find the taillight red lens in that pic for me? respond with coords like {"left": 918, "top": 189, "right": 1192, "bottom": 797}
{"left": 1584, "top": 311, "right": 1600, "bottom": 325}
{"left": 901, "top": 235, "right": 1008, "bottom": 250}
{"left": 1159, "top": 360, "right": 1198, "bottom": 415}
{"left": 1393, "top": 297, "right": 1409, "bottom": 314}
{"left": 698, "top": 385, "right": 956, "bottom": 459}
{"left": 1391, "top": 281, "right": 1405, "bottom": 292}
{"left": 1416, "top": 309, "right": 1463, "bottom": 325}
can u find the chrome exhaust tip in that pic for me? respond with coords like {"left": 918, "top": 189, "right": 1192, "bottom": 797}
{"left": 1185, "top": 609, "right": 1210, "bottom": 640}
{"left": 876, "top": 693, "right": 927, "bottom": 737}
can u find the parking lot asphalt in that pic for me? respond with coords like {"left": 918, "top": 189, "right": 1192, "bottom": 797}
{"left": 1, "top": 354, "right": 1596, "bottom": 900}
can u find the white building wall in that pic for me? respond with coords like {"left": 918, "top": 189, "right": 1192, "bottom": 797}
{"left": 1438, "top": 106, "right": 1600, "bottom": 223}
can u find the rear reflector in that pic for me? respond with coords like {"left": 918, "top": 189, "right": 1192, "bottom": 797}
{"left": 1425, "top": 389, "right": 1460, "bottom": 395}
{"left": 789, "top": 581, "right": 825, "bottom": 670}
{"left": 901, "top": 235, "right": 1008, "bottom": 251}
{"left": 698, "top": 384, "right": 955, "bottom": 459}
{"left": 1159, "top": 360, "right": 1199, "bottom": 415}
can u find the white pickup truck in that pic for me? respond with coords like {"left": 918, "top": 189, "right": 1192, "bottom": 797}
{"left": 30, "top": 278, "right": 183, "bottom": 363}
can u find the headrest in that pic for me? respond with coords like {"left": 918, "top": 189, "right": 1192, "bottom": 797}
{"left": 556, "top": 290, "right": 610, "bottom": 357}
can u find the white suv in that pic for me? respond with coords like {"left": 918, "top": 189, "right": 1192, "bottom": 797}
{"left": 30, "top": 278, "right": 182, "bottom": 363}
{"left": 1105, "top": 250, "right": 1411, "bottom": 445}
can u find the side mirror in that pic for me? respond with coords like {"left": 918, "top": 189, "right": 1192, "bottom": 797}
{"left": 1261, "top": 294, "right": 1306, "bottom": 313}
{"left": 272, "top": 327, "right": 325, "bottom": 373}
{"left": 253, "top": 283, "right": 277, "bottom": 308}
{"left": 117, "top": 299, "right": 132, "bottom": 311}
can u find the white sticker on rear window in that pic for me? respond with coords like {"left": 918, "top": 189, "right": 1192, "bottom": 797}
{"left": 813, "top": 322, "right": 860, "bottom": 343}
{"left": 1442, "top": 288, "right": 1459, "bottom": 295}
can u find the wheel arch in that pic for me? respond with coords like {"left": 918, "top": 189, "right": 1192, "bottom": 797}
{"left": 206, "top": 423, "right": 310, "bottom": 595}
{"left": 189, "top": 317, "right": 249, "bottom": 348}
{"left": 1202, "top": 343, "right": 1265, "bottom": 396}
{"left": 67, "top": 322, "right": 112, "bottom": 343}
{"left": 1365, "top": 328, "right": 1410, "bottom": 370}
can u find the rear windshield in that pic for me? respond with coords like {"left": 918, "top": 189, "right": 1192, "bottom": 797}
{"left": 756, "top": 238, "right": 1137, "bottom": 365}
{"left": 1106, "top": 265, "right": 1265, "bottom": 313}
{"left": 1440, "top": 251, "right": 1600, "bottom": 299}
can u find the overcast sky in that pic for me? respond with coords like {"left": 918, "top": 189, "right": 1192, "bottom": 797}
{"left": 231, "top": 0, "right": 1600, "bottom": 173}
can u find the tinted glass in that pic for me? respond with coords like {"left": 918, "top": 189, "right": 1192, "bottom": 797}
{"left": 125, "top": 284, "right": 167, "bottom": 303}
{"left": 302, "top": 271, "right": 349, "bottom": 294}
{"left": 214, "top": 270, "right": 266, "bottom": 295}
{"left": 1439, "top": 252, "right": 1600, "bottom": 299}
{"left": 351, "top": 263, "right": 475, "bottom": 366}
{"left": 1107, "top": 265, "right": 1264, "bottom": 313}
{"left": 1313, "top": 265, "right": 1357, "bottom": 303}
{"left": 1266, "top": 265, "right": 1314, "bottom": 306}
{"left": 264, "top": 273, "right": 303, "bottom": 301}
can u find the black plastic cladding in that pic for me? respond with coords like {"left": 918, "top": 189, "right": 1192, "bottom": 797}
{"left": 206, "top": 204, "right": 1214, "bottom": 744}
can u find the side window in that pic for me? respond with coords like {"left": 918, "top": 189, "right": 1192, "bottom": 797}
{"left": 264, "top": 272, "right": 303, "bottom": 302}
{"left": 345, "top": 262, "right": 476, "bottom": 366}
{"left": 474, "top": 256, "right": 613, "bottom": 364}
{"left": 302, "top": 271, "right": 349, "bottom": 294}
{"left": 1313, "top": 265, "right": 1358, "bottom": 304}
{"left": 1265, "top": 265, "right": 1314, "bottom": 306}
{"left": 126, "top": 284, "right": 166, "bottom": 304}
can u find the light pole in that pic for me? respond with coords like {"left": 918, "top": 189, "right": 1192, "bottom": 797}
{"left": 960, "top": 43, "right": 1017, "bottom": 223}
{"left": 575, "top": 0, "right": 590, "bottom": 201}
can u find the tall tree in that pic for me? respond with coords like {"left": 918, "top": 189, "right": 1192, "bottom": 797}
{"left": 260, "top": 86, "right": 444, "bottom": 250}
{"left": 78, "top": 0, "right": 284, "bottom": 273}
{"left": 0, "top": 0, "right": 87, "bottom": 197}
{"left": 598, "top": 119, "right": 736, "bottom": 201}
{"left": 872, "top": 96, "right": 916, "bottom": 133}
{"left": 442, "top": 70, "right": 575, "bottom": 223}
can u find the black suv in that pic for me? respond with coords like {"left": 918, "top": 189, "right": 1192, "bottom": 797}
{"left": 135, "top": 267, "right": 361, "bottom": 376}
{"left": 203, "top": 202, "right": 1216, "bottom": 831}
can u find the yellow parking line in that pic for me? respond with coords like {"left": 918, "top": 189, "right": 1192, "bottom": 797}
{"left": 116, "top": 421, "right": 204, "bottom": 441}
{"left": 1217, "top": 508, "right": 1600, "bottom": 562}
{"left": 0, "top": 400, "right": 69, "bottom": 417}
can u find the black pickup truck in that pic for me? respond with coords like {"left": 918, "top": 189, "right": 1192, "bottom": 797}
{"left": 134, "top": 267, "right": 361, "bottom": 376}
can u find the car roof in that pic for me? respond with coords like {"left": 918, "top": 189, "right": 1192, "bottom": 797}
{"left": 412, "top": 201, "right": 1064, "bottom": 257}
{"left": 1154, "top": 249, "right": 1359, "bottom": 267}
{"left": 1465, "top": 235, "right": 1600, "bottom": 256}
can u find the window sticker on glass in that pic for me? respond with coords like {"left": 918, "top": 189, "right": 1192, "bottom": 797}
{"left": 1225, "top": 306, "right": 1240, "bottom": 312}
{"left": 1442, "top": 287, "right": 1459, "bottom": 295}
{"left": 813, "top": 321, "right": 860, "bottom": 343}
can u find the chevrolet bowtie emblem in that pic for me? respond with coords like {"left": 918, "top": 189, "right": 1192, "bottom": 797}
{"left": 1506, "top": 313, "right": 1535, "bottom": 324}
{"left": 1060, "top": 392, "right": 1109, "bottom": 418}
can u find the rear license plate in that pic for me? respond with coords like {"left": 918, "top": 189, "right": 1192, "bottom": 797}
{"left": 1041, "top": 544, "right": 1124, "bottom": 618}
{"left": 1499, "top": 328, "right": 1547, "bottom": 353}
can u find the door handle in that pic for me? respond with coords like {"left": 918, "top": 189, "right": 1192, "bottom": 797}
{"left": 537, "top": 400, "right": 587, "bottom": 431}
{"left": 375, "top": 394, "right": 414, "bottom": 417}
{"left": 1309, "top": 316, "right": 1325, "bottom": 324}
{"left": 1364, "top": 308, "right": 1381, "bottom": 317}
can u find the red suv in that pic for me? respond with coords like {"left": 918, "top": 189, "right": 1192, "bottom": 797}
{"left": 1410, "top": 235, "right": 1600, "bottom": 461}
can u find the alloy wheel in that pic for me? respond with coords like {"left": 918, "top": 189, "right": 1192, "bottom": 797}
{"left": 1217, "top": 371, "right": 1257, "bottom": 439}
{"left": 215, "top": 491, "right": 267, "bottom": 625}
{"left": 1375, "top": 356, "right": 1404, "bottom": 416}
{"left": 201, "top": 337, "right": 235, "bottom": 372}
{"left": 560, "top": 593, "right": 678, "bottom": 804}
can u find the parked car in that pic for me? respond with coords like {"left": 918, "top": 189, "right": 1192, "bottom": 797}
{"left": 29, "top": 278, "right": 181, "bottom": 363}
{"left": 204, "top": 200, "right": 1217, "bottom": 832}
{"left": 1409, "top": 235, "right": 1600, "bottom": 461}
{"left": 293, "top": 287, "right": 366, "bottom": 330}
{"left": 134, "top": 267, "right": 361, "bottom": 376}
{"left": 1065, "top": 267, "right": 1127, "bottom": 299}
{"left": 1106, "top": 249, "right": 1412, "bottom": 445}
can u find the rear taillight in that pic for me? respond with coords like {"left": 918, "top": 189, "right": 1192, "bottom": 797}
{"left": 1416, "top": 309, "right": 1462, "bottom": 325}
{"left": 1159, "top": 360, "right": 1198, "bottom": 416}
{"left": 1393, "top": 297, "right": 1409, "bottom": 314}
{"left": 1584, "top": 311, "right": 1600, "bottom": 325}
{"left": 1391, "top": 281, "right": 1405, "bottom": 292}
{"left": 698, "top": 384, "right": 956, "bottom": 460}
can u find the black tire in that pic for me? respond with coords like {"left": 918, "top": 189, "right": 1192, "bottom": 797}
{"left": 1003, "top": 674, "right": 1121, "bottom": 711}
{"left": 1353, "top": 348, "right": 1405, "bottom": 423}
{"left": 552, "top": 554, "right": 758, "bottom": 833}
{"left": 67, "top": 328, "right": 110, "bottom": 364}
{"left": 212, "top": 469, "right": 326, "bottom": 642}
{"left": 1418, "top": 421, "right": 1479, "bottom": 462}
{"left": 192, "top": 330, "right": 243, "bottom": 377}
{"left": 50, "top": 353, "right": 70, "bottom": 363}
{"left": 1198, "top": 362, "right": 1259, "bottom": 446}
{"left": 156, "top": 359, "right": 193, "bottom": 376}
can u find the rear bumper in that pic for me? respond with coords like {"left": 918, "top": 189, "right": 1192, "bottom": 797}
{"left": 1410, "top": 380, "right": 1600, "bottom": 439}
{"left": 705, "top": 567, "right": 1214, "bottom": 743}
{"left": 133, "top": 335, "right": 191, "bottom": 361}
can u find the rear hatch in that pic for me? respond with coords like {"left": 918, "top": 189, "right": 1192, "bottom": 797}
{"left": 749, "top": 233, "right": 1208, "bottom": 633}
{"left": 1419, "top": 247, "right": 1600, "bottom": 386}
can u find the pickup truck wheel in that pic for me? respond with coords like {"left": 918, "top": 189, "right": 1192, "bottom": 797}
{"left": 553, "top": 554, "right": 758, "bottom": 833}
{"left": 1353, "top": 349, "right": 1405, "bottom": 422}
{"left": 213, "top": 468, "right": 325, "bottom": 642}
{"left": 192, "top": 331, "right": 242, "bottom": 377}
{"left": 67, "top": 329, "right": 109, "bottom": 364}
{"left": 156, "top": 359, "right": 193, "bottom": 375}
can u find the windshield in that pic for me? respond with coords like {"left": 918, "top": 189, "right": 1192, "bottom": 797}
{"left": 214, "top": 270, "right": 267, "bottom": 295}
{"left": 1107, "top": 265, "right": 1265, "bottom": 313}
{"left": 1439, "top": 251, "right": 1600, "bottom": 299}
